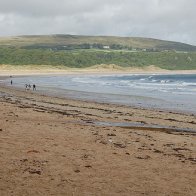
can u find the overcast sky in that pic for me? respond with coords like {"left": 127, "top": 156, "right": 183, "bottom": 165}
{"left": 0, "top": 0, "right": 196, "bottom": 45}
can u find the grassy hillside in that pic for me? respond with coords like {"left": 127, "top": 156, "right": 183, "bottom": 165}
{"left": 0, "top": 48, "right": 196, "bottom": 70}
{"left": 0, "top": 34, "right": 196, "bottom": 70}
{"left": 0, "top": 34, "right": 196, "bottom": 51}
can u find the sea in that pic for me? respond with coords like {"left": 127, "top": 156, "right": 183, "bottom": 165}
{"left": 3, "top": 74, "right": 196, "bottom": 114}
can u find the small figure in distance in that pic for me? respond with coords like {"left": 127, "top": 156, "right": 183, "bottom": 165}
{"left": 33, "top": 84, "right": 36, "bottom": 91}
{"left": 11, "top": 80, "right": 13, "bottom": 85}
{"left": 25, "top": 84, "right": 28, "bottom": 90}
{"left": 25, "top": 84, "right": 31, "bottom": 90}
{"left": 28, "top": 84, "right": 31, "bottom": 90}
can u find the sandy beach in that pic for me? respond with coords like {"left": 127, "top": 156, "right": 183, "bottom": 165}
{"left": 0, "top": 72, "right": 196, "bottom": 196}
{"left": 1, "top": 64, "right": 196, "bottom": 76}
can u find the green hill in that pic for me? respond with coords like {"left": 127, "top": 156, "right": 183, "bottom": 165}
{"left": 0, "top": 34, "right": 196, "bottom": 70}
{"left": 0, "top": 34, "right": 196, "bottom": 51}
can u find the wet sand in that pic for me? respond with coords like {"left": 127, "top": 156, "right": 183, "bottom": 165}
{"left": 0, "top": 82, "right": 196, "bottom": 195}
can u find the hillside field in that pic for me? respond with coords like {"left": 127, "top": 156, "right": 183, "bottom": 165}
{"left": 0, "top": 34, "right": 196, "bottom": 70}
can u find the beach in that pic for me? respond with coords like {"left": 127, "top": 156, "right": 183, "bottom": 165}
{"left": 0, "top": 72, "right": 196, "bottom": 196}
{"left": 1, "top": 64, "right": 196, "bottom": 76}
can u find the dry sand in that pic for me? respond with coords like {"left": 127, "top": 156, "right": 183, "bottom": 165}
{"left": 1, "top": 64, "right": 196, "bottom": 76}
{"left": 0, "top": 74, "right": 196, "bottom": 196}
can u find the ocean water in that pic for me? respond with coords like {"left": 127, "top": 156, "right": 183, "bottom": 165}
{"left": 4, "top": 74, "right": 196, "bottom": 114}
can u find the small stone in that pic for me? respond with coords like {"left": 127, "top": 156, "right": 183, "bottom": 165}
{"left": 154, "top": 149, "right": 163, "bottom": 153}
{"left": 107, "top": 133, "right": 116, "bottom": 136}
{"left": 113, "top": 143, "right": 126, "bottom": 148}
{"left": 29, "top": 169, "right": 42, "bottom": 175}
{"left": 74, "top": 169, "right": 80, "bottom": 173}
{"left": 85, "top": 165, "right": 92, "bottom": 168}
{"left": 83, "top": 154, "right": 89, "bottom": 159}
{"left": 135, "top": 155, "right": 150, "bottom": 160}
{"left": 20, "top": 158, "right": 28, "bottom": 162}
{"left": 27, "top": 150, "right": 40, "bottom": 154}
{"left": 100, "top": 140, "right": 107, "bottom": 145}
{"left": 93, "top": 132, "right": 98, "bottom": 135}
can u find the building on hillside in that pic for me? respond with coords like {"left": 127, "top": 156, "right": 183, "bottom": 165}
{"left": 103, "top": 45, "right": 110, "bottom": 49}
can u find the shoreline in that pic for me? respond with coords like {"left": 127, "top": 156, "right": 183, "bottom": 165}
{"left": 1, "top": 83, "right": 196, "bottom": 117}
{"left": 0, "top": 82, "right": 196, "bottom": 130}
{"left": 1, "top": 72, "right": 196, "bottom": 116}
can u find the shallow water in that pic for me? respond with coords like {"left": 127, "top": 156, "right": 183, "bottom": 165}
{"left": 3, "top": 74, "right": 196, "bottom": 114}
{"left": 91, "top": 121, "right": 196, "bottom": 133}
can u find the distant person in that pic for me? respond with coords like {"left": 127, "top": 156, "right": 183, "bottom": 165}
{"left": 25, "top": 84, "right": 28, "bottom": 90}
{"left": 10, "top": 80, "right": 13, "bottom": 85}
{"left": 25, "top": 84, "right": 31, "bottom": 90}
{"left": 33, "top": 84, "right": 36, "bottom": 91}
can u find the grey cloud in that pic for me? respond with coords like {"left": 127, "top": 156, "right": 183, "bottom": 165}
{"left": 0, "top": 0, "right": 196, "bottom": 45}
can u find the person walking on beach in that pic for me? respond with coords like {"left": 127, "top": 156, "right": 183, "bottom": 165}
{"left": 25, "top": 84, "right": 31, "bottom": 90}
{"left": 10, "top": 80, "right": 13, "bottom": 85}
{"left": 33, "top": 84, "right": 36, "bottom": 91}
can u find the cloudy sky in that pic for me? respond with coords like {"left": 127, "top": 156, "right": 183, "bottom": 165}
{"left": 0, "top": 0, "right": 196, "bottom": 45}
